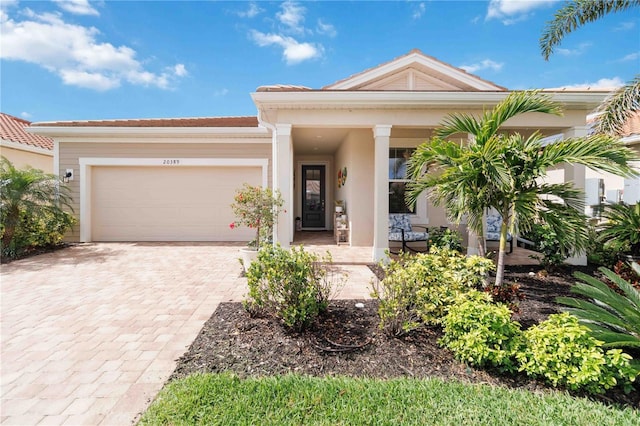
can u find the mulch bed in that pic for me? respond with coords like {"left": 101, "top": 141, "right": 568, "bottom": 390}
{"left": 172, "top": 264, "right": 639, "bottom": 409}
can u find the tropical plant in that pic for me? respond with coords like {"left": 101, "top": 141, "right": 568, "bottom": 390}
{"left": 229, "top": 183, "right": 283, "bottom": 248}
{"left": 428, "top": 227, "right": 463, "bottom": 252}
{"left": 540, "top": 0, "right": 639, "bottom": 135}
{"left": 0, "top": 157, "right": 74, "bottom": 257}
{"left": 371, "top": 248, "right": 494, "bottom": 336}
{"left": 524, "top": 222, "right": 567, "bottom": 271}
{"left": 244, "top": 244, "right": 339, "bottom": 331}
{"left": 517, "top": 313, "right": 637, "bottom": 394}
{"left": 440, "top": 290, "right": 522, "bottom": 372}
{"left": 598, "top": 203, "right": 640, "bottom": 258}
{"left": 407, "top": 91, "right": 638, "bottom": 286}
{"left": 557, "top": 265, "right": 640, "bottom": 353}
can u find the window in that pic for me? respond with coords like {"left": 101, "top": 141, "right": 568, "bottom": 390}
{"left": 389, "top": 148, "right": 415, "bottom": 214}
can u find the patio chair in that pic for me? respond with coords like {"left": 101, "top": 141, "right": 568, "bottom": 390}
{"left": 388, "top": 214, "right": 429, "bottom": 253}
{"left": 486, "top": 213, "right": 513, "bottom": 254}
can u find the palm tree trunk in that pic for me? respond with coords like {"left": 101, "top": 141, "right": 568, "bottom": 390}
{"left": 494, "top": 219, "right": 509, "bottom": 287}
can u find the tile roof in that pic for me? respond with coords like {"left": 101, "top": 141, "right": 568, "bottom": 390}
{"left": 1, "top": 113, "right": 54, "bottom": 151}
{"left": 31, "top": 116, "right": 259, "bottom": 128}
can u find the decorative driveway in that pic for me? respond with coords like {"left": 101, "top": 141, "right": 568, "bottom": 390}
{"left": 1, "top": 242, "right": 373, "bottom": 425}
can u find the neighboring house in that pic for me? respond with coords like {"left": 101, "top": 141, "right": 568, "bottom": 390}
{"left": 1, "top": 113, "right": 54, "bottom": 172}
{"left": 30, "top": 49, "right": 611, "bottom": 262}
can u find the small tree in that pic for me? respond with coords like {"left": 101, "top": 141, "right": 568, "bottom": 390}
{"left": 1, "top": 157, "right": 74, "bottom": 256}
{"left": 230, "top": 183, "right": 283, "bottom": 248}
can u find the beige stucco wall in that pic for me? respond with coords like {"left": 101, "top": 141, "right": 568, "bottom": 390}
{"left": 59, "top": 141, "right": 272, "bottom": 242}
{"left": 1, "top": 146, "right": 53, "bottom": 173}
{"left": 334, "top": 129, "right": 375, "bottom": 246}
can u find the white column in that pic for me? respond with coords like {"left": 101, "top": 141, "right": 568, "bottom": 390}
{"left": 373, "top": 125, "right": 392, "bottom": 262}
{"left": 273, "top": 123, "right": 293, "bottom": 249}
{"left": 564, "top": 126, "right": 589, "bottom": 266}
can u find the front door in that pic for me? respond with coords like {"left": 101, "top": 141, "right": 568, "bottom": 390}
{"left": 302, "top": 165, "right": 325, "bottom": 228}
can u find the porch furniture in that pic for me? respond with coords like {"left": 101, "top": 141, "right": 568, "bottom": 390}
{"left": 388, "top": 214, "right": 429, "bottom": 253}
{"left": 486, "top": 213, "right": 513, "bottom": 254}
{"left": 334, "top": 212, "right": 349, "bottom": 245}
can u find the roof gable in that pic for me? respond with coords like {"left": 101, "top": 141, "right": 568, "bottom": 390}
{"left": 324, "top": 49, "right": 506, "bottom": 92}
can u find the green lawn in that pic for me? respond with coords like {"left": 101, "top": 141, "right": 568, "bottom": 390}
{"left": 139, "top": 373, "right": 639, "bottom": 425}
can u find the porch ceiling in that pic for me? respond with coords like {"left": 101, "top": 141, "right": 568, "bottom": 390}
{"left": 292, "top": 127, "right": 351, "bottom": 155}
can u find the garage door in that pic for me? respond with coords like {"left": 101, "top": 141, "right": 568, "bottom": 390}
{"left": 91, "top": 166, "right": 261, "bottom": 241}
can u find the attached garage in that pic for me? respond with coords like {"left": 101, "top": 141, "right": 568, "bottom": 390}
{"left": 78, "top": 157, "right": 270, "bottom": 243}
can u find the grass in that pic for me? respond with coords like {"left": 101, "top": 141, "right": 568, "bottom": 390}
{"left": 139, "top": 373, "right": 639, "bottom": 426}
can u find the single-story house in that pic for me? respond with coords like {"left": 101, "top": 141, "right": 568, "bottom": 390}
{"left": 29, "top": 49, "right": 618, "bottom": 263}
{"left": 1, "top": 112, "right": 54, "bottom": 172}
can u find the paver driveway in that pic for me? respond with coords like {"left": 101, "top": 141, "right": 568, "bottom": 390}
{"left": 1, "top": 242, "right": 373, "bottom": 425}
{"left": 1, "top": 243, "right": 251, "bottom": 425}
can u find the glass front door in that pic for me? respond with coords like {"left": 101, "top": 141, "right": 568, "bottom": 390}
{"left": 302, "top": 165, "right": 325, "bottom": 228}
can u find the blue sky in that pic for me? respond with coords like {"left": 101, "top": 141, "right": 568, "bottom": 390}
{"left": 1, "top": 0, "right": 638, "bottom": 122}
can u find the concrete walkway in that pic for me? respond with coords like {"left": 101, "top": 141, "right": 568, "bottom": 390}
{"left": 1, "top": 243, "right": 374, "bottom": 425}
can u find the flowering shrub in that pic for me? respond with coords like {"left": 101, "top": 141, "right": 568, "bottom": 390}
{"left": 230, "top": 184, "right": 283, "bottom": 248}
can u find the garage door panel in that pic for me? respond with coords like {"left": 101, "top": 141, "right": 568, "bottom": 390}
{"left": 92, "top": 166, "right": 261, "bottom": 241}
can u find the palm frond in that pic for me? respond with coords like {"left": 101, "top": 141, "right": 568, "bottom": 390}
{"left": 541, "top": 0, "right": 640, "bottom": 60}
{"left": 595, "top": 76, "right": 640, "bottom": 135}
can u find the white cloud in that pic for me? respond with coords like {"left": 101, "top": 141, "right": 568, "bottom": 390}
{"left": 551, "top": 77, "right": 625, "bottom": 90}
{"left": 277, "top": 1, "right": 306, "bottom": 34}
{"left": 0, "top": 8, "right": 186, "bottom": 91}
{"left": 20, "top": 111, "right": 32, "bottom": 119}
{"left": 459, "top": 59, "right": 504, "bottom": 73}
{"left": 412, "top": 2, "right": 426, "bottom": 20}
{"left": 316, "top": 19, "right": 336, "bottom": 37}
{"left": 618, "top": 52, "right": 640, "bottom": 62}
{"left": 236, "top": 2, "right": 262, "bottom": 18}
{"left": 53, "top": 0, "right": 99, "bottom": 16}
{"left": 250, "top": 30, "right": 322, "bottom": 64}
{"left": 556, "top": 42, "right": 591, "bottom": 56}
{"left": 486, "top": 0, "right": 558, "bottom": 24}
{"left": 172, "top": 63, "right": 188, "bottom": 77}
{"left": 614, "top": 21, "right": 635, "bottom": 31}
{"left": 213, "top": 88, "right": 229, "bottom": 97}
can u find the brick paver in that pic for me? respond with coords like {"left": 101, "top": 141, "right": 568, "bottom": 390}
{"left": 1, "top": 242, "right": 373, "bottom": 425}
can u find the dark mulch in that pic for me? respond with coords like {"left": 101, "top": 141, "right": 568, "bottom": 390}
{"left": 0, "top": 243, "right": 71, "bottom": 264}
{"left": 172, "top": 265, "right": 639, "bottom": 409}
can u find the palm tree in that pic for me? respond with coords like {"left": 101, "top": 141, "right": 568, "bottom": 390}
{"left": 407, "top": 92, "right": 638, "bottom": 286}
{"left": 0, "top": 157, "right": 73, "bottom": 251}
{"left": 407, "top": 91, "right": 563, "bottom": 258}
{"left": 540, "top": 0, "right": 640, "bottom": 135}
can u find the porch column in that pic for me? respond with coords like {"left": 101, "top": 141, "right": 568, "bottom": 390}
{"left": 373, "top": 124, "right": 392, "bottom": 262}
{"left": 273, "top": 123, "right": 293, "bottom": 249}
{"left": 563, "top": 126, "right": 589, "bottom": 266}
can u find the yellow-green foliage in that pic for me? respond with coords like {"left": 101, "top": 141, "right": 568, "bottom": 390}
{"left": 517, "top": 313, "right": 638, "bottom": 394}
{"left": 440, "top": 290, "right": 522, "bottom": 372}
{"left": 244, "top": 245, "right": 336, "bottom": 331}
{"left": 371, "top": 248, "right": 495, "bottom": 336}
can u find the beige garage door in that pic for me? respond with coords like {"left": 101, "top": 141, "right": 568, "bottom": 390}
{"left": 91, "top": 166, "right": 261, "bottom": 241}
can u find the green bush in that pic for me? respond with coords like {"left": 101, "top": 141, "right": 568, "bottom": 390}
{"left": 2, "top": 207, "right": 75, "bottom": 258}
{"left": 371, "top": 248, "right": 494, "bottom": 336}
{"left": 517, "top": 313, "right": 637, "bottom": 394}
{"left": 428, "top": 227, "right": 463, "bottom": 252}
{"left": 586, "top": 225, "right": 619, "bottom": 268}
{"left": 244, "top": 245, "right": 338, "bottom": 331}
{"left": 440, "top": 290, "right": 523, "bottom": 372}
{"left": 525, "top": 222, "right": 566, "bottom": 271}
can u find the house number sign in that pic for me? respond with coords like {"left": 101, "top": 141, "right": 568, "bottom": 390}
{"left": 162, "top": 159, "right": 181, "bottom": 165}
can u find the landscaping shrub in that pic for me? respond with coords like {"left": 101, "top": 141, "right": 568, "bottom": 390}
{"left": 525, "top": 222, "right": 566, "bottom": 271}
{"left": 483, "top": 281, "right": 525, "bottom": 313}
{"left": 557, "top": 266, "right": 640, "bottom": 360}
{"left": 244, "top": 245, "right": 339, "bottom": 331}
{"left": 427, "top": 227, "right": 463, "bottom": 252}
{"left": 613, "top": 261, "right": 640, "bottom": 292}
{"left": 516, "top": 313, "right": 637, "bottom": 394}
{"left": 586, "top": 225, "right": 619, "bottom": 268}
{"left": 440, "top": 290, "right": 522, "bottom": 372}
{"left": 371, "top": 248, "right": 494, "bottom": 336}
{"left": 2, "top": 208, "right": 76, "bottom": 259}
